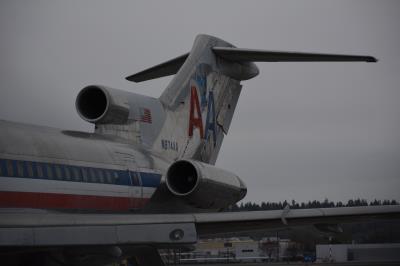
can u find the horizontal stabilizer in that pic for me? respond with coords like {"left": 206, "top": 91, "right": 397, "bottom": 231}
{"left": 126, "top": 46, "right": 377, "bottom": 83}
{"left": 126, "top": 53, "right": 189, "bottom": 82}
{"left": 212, "top": 47, "right": 377, "bottom": 63}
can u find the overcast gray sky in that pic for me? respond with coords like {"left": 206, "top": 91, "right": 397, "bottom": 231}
{"left": 1, "top": 1, "right": 399, "bottom": 203}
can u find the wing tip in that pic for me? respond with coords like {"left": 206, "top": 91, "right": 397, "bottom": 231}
{"left": 366, "top": 56, "right": 378, "bottom": 63}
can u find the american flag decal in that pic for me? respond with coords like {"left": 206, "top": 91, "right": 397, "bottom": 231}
{"left": 139, "top": 107, "right": 152, "bottom": 123}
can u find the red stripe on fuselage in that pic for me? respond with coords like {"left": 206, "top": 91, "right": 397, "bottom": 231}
{"left": 0, "top": 191, "right": 149, "bottom": 211}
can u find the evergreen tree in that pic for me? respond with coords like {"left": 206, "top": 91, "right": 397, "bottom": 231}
{"left": 227, "top": 199, "right": 398, "bottom": 212}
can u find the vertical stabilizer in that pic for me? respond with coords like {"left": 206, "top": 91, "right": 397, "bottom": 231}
{"left": 154, "top": 35, "right": 257, "bottom": 164}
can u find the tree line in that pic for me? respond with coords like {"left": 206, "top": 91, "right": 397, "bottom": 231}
{"left": 226, "top": 198, "right": 399, "bottom": 212}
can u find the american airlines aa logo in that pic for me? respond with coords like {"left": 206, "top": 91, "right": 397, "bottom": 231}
{"left": 188, "top": 65, "right": 217, "bottom": 147}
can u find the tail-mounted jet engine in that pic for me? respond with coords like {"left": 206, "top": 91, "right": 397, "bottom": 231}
{"left": 166, "top": 160, "right": 247, "bottom": 209}
{"left": 76, "top": 85, "right": 130, "bottom": 124}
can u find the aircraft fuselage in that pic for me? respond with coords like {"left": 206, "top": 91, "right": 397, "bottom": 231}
{"left": 0, "top": 120, "right": 168, "bottom": 212}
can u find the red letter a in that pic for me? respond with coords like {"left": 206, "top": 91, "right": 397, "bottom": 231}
{"left": 188, "top": 86, "right": 204, "bottom": 138}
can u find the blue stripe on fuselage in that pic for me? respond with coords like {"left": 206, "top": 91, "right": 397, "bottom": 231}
{"left": 140, "top": 172, "right": 162, "bottom": 187}
{"left": 0, "top": 158, "right": 161, "bottom": 188}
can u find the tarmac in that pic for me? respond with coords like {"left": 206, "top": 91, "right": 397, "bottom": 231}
{"left": 180, "top": 262, "right": 400, "bottom": 266}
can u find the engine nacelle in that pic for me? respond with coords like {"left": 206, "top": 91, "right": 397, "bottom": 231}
{"left": 166, "top": 160, "right": 247, "bottom": 209}
{"left": 76, "top": 85, "right": 130, "bottom": 124}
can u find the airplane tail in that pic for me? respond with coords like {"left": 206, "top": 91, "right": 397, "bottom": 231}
{"left": 126, "top": 34, "right": 376, "bottom": 164}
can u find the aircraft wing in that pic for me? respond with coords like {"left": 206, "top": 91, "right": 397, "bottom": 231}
{"left": 1, "top": 205, "right": 399, "bottom": 247}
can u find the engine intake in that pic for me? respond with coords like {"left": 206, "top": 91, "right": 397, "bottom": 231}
{"left": 166, "top": 160, "right": 247, "bottom": 209}
{"left": 76, "top": 85, "right": 130, "bottom": 124}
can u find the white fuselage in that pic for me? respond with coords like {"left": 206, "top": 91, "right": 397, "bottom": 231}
{"left": 0, "top": 120, "right": 169, "bottom": 212}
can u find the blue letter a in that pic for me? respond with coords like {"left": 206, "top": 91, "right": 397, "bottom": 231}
{"left": 204, "top": 91, "right": 217, "bottom": 146}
